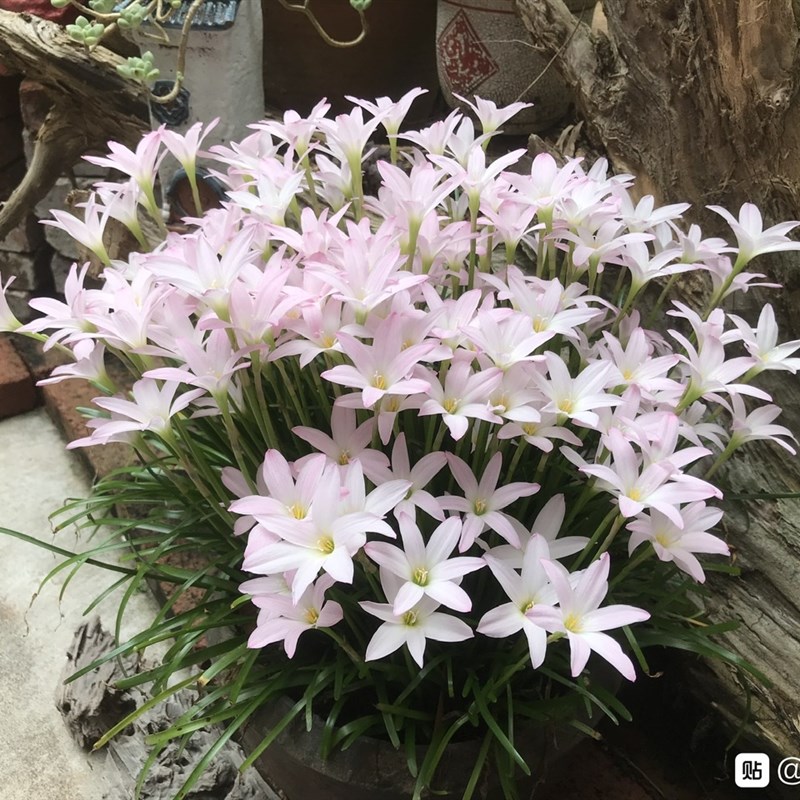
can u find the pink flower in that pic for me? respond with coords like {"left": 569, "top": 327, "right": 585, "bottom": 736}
{"left": 242, "top": 463, "right": 398, "bottom": 602}
{"left": 477, "top": 534, "right": 557, "bottom": 667}
{"left": 528, "top": 554, "right": 650, "bottom": 680}
{"left": 365, "top": 514, "right": 484, "bottom": 615}
{"left": 244, "top": 575, "right": 343, "bottom": 654}
{"left": 452, "top": 93, "right": 532, "bottom": 137}
{"left": 627, "top": 503, "right": 728, "bottom": 583}
{"left": 418, "top": 360, "right": 504, "bottom": 441}
{"left": 532, "top": 353, "right": 620, "bottom": 429}
{"left": 579, "top": 428, "right": 721, "bottom": 527}
{"left": 726, "top": 304, "right": 800, "bottom": 376}
{"left": 708, "top": 202, "right": 800, "bottom": 263}
{"left": 68, "top": 379, "right": 203, "bottom": 448}
{"left": 369, "top": 433, "right": 447, "bottom": 521}
{"left": 360, "top": 572, "right": 473, "bottom": 667}
{"left": 160, "top": 118, "right": 219, "bottom": 175}
{"left": 42, "top": 194, "right": 111, "bottom": 265}
{"left": 293, "top": 406, "right": 389, "bottom": 482}
{"left": 321, "top": 314, "right": 433, "bottom": 408}
{"left": 440, "top": 452, "right": 539, "bottom": 551}
{"left": 0, "top": 273, "right": 22, "bottom": 332}
{"left": 84, "top": 129, "right": 164, "bottom": 197}
{"left": 230, "top": 451, "right": 327, "bottom": 523}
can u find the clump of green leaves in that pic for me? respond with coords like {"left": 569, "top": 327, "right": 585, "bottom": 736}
{"left": 66, "top": 15, "right": 106, "bottom": 48}
{"left": 117, "top": 51, "right": 160, "bottom": 85}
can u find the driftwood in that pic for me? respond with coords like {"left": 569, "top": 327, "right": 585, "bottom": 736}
{"left": 0, "top": 10, "right": 149, "bottom": 241}
{"left": 57, "top": 618, "right": 281, "bottom": 800}
{"left": 514, "top": 0, "right": 800, "bottom": 756}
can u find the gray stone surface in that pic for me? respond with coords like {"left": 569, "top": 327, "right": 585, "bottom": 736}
{"left": 0, "top": 410, "right": 157, "bottom": 800}
{"left": 0, "top": 410, "right": 281, "bottom": 800}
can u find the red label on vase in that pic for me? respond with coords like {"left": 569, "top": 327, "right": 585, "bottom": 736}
{"left": 438, "top": 9, "right": 499, "bottom": 95}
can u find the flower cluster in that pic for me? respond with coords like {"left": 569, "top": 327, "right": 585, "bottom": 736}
{"left": 6, "top": 88, "right": 800, "bottom": 794}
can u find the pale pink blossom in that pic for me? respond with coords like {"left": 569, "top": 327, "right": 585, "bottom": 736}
{"left": 366, "top": 515, "right": 484, "bottom": 614}
{"left": 369, "top": 433, "right": 447, "bottom": 521}
{"left": 418, "top": 360, "right": 504, "bottom": 440}
{"left": 321, "top": 314, "right": 433, "bottom": 408}
{"left": 245, "top": 575, "right": 343, "bottom": 654}
{"left": 528, "top": 554, "right": 650, "bottom": 680}
{"left": 477, "top": 534, "right": 556, "bottom": 668}
{"left": 708, "top": 202, "right": 800, "bottom": 263}
{"left": 0, "top": 274, "right": 22, "bottom": 332}
{"left": 627, "top": 503, "right": 729, "bottom": 583}
{"left": 579, "top": 428, "right": 721, "bottom": 527}
{"left": 360, "top": 572, "right": 473, "bottom": 667}
{"left": 293, "top": 405, "right": 389, "bottom": 482}
{"left": 726, "top": 304, "right": 800, "bottom": 375}
{"left": 440, "top": 452, "right": 539, "bottom": 551}
{"left": 68, "top": 379, "right": 203, "bottom": 448}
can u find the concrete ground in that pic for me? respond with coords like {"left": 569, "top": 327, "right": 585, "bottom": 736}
{"left": 0, "top": 409, "right": 159, "bottom": 800}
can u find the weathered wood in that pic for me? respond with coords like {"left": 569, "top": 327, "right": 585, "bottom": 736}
{"left": 0, "top": 10, "right": 148, "bottom": 240}
{"left": 57, "top": 618, "right": 282, "bottom": 800}
{"left": 514, "top": 0, "right": 800, "bottom": 756}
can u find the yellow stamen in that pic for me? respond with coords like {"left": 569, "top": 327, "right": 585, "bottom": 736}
{"left": 474, "top": 498, "right": 487, "bottom": 515}
{"left": 288, "top": 503, "right": 307, "bottom": 520}
{"left": 305, "top": 607, "right": 320, "bottom": 625}
{"left": 558, "top": 398, "right": 574, "bottom": 414}
{"left": 443, "top": 397, "right": 460, "bottom": 414}
{"left": 564, "top": 613, "right": 582, "bottom": 633}
{"left": 412, "top": 567, "right": 429, "bottom": 586}
{"left": 317, "top": 536, "right": 335, "bottom": 554}
{"left": 372, "top": 372, "right": 387, "bottom": 390}
{"left": 402, "top": 610, "right": 419, "bottom": 626}
{"left": 338, "top": 450, "right": 351, "bottom": 465}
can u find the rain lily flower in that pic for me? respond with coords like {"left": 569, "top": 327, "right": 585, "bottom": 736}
{"left": 453, "top": 93, "right": 532, "bottom": 138}
{"left": 0, "top": 274, "right": 22, "bottom": 331}
{"left": 708, "top": 202, "right": 800, "bottom": 264}
{"left": 42, "top": 194, "right": 111, "bottom": 265}
{"left": 68, "top": 379, "right": 204, "bottom": 448}
{"left": 627, "top": 503, "right": 729, "bottom": 583}
{"left": 477, "top": 535, "right": 557, "bottom": 668}
{"left": 579, "top": 427, "right": 721, "bottom": 527}
{"left": 528, "top": 554, "right": 650, "bottom": 680}
{"left": 418, "top": 360, "right": 504, "bottom": 440}
{"left": 366, "top": 515, "right": 484, "bottom": 614}
{"left": 244, "top": 575, "right": 343, "bottom": 654}
{"left": 360, "top": 572, "right": 473, "bottom": 667}
{"left": 440, "top": 452, "right": 539, "bottom": 551}
{"left": 726, "top": 304, "right": 800, "bottom": 376}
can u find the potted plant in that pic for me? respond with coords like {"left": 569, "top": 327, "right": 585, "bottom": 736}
{"left": 2, "top": 90, "right": 797, "bottom": 799}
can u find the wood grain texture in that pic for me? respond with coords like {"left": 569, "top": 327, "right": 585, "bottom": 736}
{"left": 515, "top": 0, "right": 800, "bottom": 755}
{"left": 0, "top": 10, "right": 148, "bottom": 239}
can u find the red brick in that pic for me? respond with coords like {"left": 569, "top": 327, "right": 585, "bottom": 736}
{"left": 0, "top": 334, "right": 36, "bottom": 418}
{"left": 40, "top": 373, "right": 132, "bottom": 479}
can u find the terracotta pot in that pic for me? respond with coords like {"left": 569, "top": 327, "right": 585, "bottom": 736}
{"left": 261, "top": 0, "right": 439, "bottom": 120}
{"left": 436, "top": 0, "right": 595, "bottom": 134}
{"left": 242, "top": 687, "right": 612, "bottom": 800}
